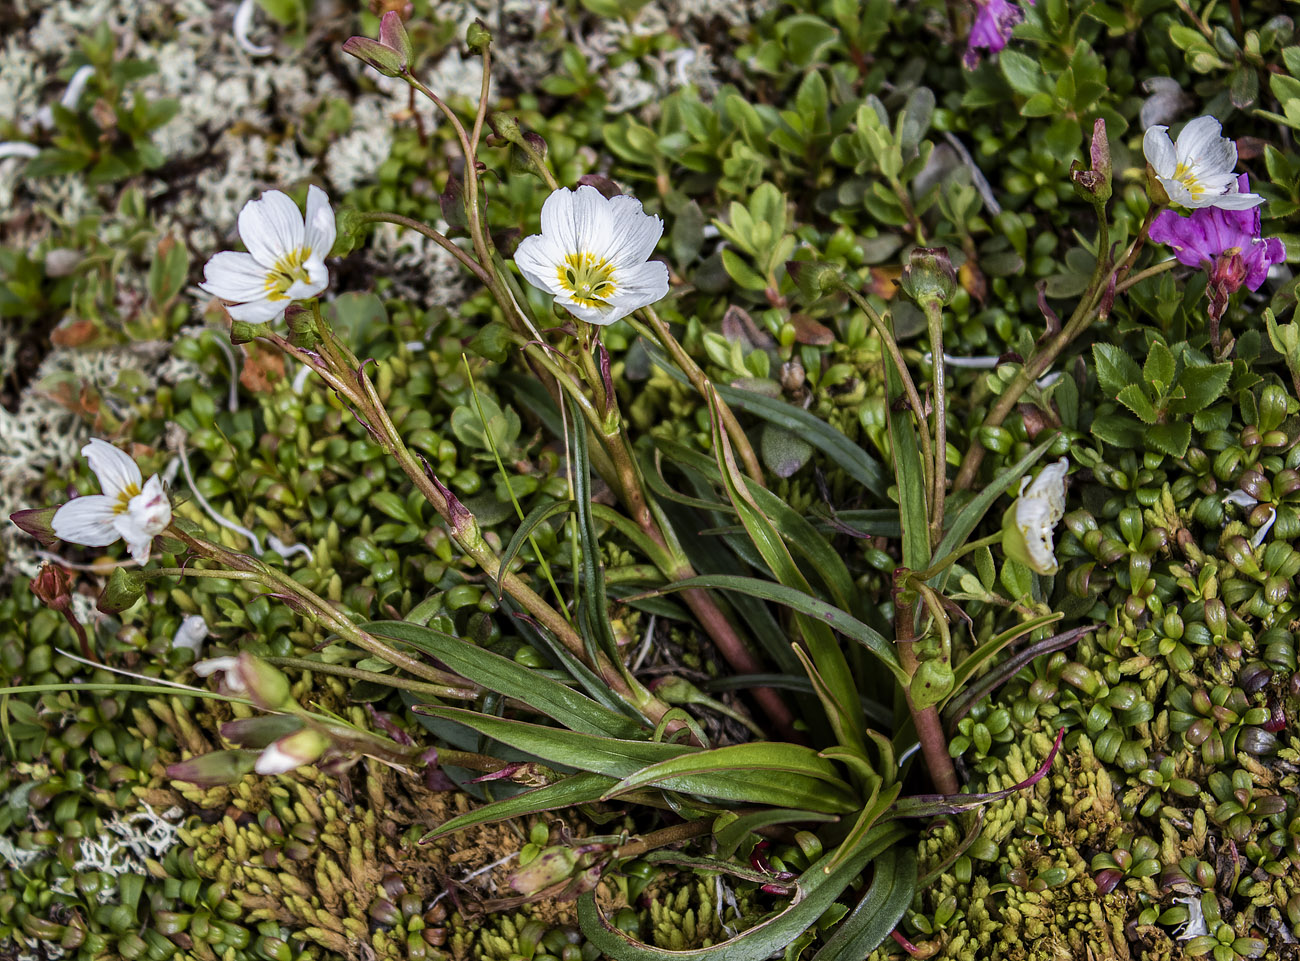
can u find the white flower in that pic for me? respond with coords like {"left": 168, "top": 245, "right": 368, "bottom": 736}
{"left": 1002, "top": 457, "right": 1069, "bottom": 575}
{"left": 193, "top": 656, "right": 245, "bottom": 691}
{"left": 199, "top": 185, "right": 335, "bottom": 324}
{"left": 51, "top": 439, "right": 171, "bottom": 565}
{"left": 1142, "top": 116, "right": 1264, "bottom": 210}
{"left": 254, "top": 729, "right": 329, "bottom": 775}
{"left": 514, "top": 185, "right": 670, "bottom": 326}
{"left": 233, "top": 0, "right": 274, "bottom": 57}
{"left": 172, "top": 615, "right": 209, "bottom": 654}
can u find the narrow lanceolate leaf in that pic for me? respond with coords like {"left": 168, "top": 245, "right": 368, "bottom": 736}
{"left": 882, "top": 341, "right": 930, "bottom": 570}
{"left": 820, "top": 781, "right": 900, "bottom": 874}
{"left": 602, "top": 742, "right": 857, "bottom": 808}
{"left": 419, "top": 772, "right": 619, "bottom": 842}
{"left": 706, "top": 387, "right": 865, "bottom": 753}
{"left": 654, "top": 436, "right": 858, "bottom": 613}
{"left": 713, "top": 809, "right": 841, "bottom": 858}
{"left": 366, "top": 621, "right": 645, "bottom": 740}
{"left": 495, "top": 500, "right": 572, "bottom": 598}
{"left": 891, "top": 727, "right": 1064, "bottom": 818}
{"left": 642, "top": 342, "right": 888, "bottom": 492}
{"left": 579, "top": 821, "right": 909, "bottom": 961}
{"left": 414, "top": 706, "right": 857, "bottom": 813}
{"left": 947, "top": 611, "right": 1063, "bottom": 705}
{"left": 811, "top": 848, "right": 918, "bottom": 961}
{"left": 640, "top": 574, "right": 906, "bottom": 683}
{"left": 567, "top": 397, "right": 624, "bottom": 669}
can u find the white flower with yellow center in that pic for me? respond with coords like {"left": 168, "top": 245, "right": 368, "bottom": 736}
{"left": 199, "top": 185, "right": 336, "bottom": 324}
{"left": 514, "top": 185, "right": 670, "bottom": 326}
{"left": 51, "top": 439, "right": 172, "bottom": 565}
{"left": 1142, "top": 116, "right": 1263, "bottom": 210}
{"left": 1001, "top": 457, "right": 1069, "bottom": 575}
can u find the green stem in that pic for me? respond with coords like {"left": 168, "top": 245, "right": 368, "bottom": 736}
{"left": 354, "top": 211, "right": 490, "bottom": 286}
{"left": 262, "top": 655, "right": 479, "bottom": 701}
{"left": 629, "top": 308, "right": 763, "bottom": 485}
{"left": 842, "top": 285, "right": 935, "bottom": 494}
{"left": 923, "top": 298, "right": 948, "bottom": 548}
{"left": 893, "top": 570, "right": 959, "bottom": 795}
{"left": 915, "top": 532, "right": 1002, "bottom": 581}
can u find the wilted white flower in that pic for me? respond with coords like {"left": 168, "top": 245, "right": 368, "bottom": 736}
{"left": 1001, "top": 457, "right": 1069, "bottom": 575}
{"left": 233, "top": 0, "right": 273, "bottom": 57}
{"left": 514, "top": 185, "right": 670, "bottom": 326}
{"left": 1142, "top": 116, "right": 1263, "bottom": 210}
{"left": 254, "top": 728, "right": 329, "bottom": 775}
{"left": 193, "top": 656, "right": 245, "bottom": 691}
{"left": 51, "top": 439, "right": 171, "bottom": 565}
{"left": 199, "top": 185, "right": 335, "bottom": 324}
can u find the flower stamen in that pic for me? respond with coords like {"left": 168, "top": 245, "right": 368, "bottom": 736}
{"left": 557, "top": 251, "right": 617, "bottom": 308}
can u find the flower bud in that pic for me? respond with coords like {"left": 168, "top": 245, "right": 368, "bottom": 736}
{"left": 466, "top": 18, "right": 492, "bottom": 53}
{"left": 255, "top": 727, "right": 330, "bottom": 774}
{"left": 166, "top": 749, "right": 259, "bottom": 787}
{"left": 786, "top": 260, "right": 845, "bottom": 302}
{"left": 1070, "top": 118, "right": 1112, "bottom": 205}
{"left": 899, "top": 246, "right": 957, "bottom": 309}
{"left": 195, "top": 652, "right": 293, "bottom": 710}
{"left": 229, "top": 320, "right": 260, "bottom": 345}
{"left": 98, "top": 566, "right": 146, "bottom": 614}
{"left": 342, "top": 34, "right": 407, "bottom": 78}
{"left": 31, "top": 563, "right": 73, "bottom": 612}
{"left": 10, "top": 507, "right": 59, "bottom": 547}
{"left": 378, "top": 10, "right": 413, "bottom": 65}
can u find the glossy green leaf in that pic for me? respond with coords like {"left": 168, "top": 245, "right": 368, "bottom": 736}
{"left": 419, "top": 772, "right": 620, "bottom": 842}
{"left": 811, "top": 848, "right": 917, "bottom": 961}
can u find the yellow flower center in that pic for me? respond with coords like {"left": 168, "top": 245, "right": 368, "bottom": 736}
{"left": 556, "top": 252, "right": 617, "bottom": 308}
{"left": 263, "top": 248, "right": 314, "bottom": 301}
{"left": 1172, "top": 162, "right": 1206, "bottom": 197}
{"left": 113, "top": 482, "right": 141, "bottom": 515}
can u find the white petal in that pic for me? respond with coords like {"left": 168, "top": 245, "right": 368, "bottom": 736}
{"left": 1160, "top": 177, "right": 1202, "bottom": 208}
{"left": 1175, "top": 115, "right": 1231, "bottom": 172}
{"left": 234, "top": 0, "right": 273, "bottom": 56}
{"left": 514, "top": 234, "right": 567, "bottom": 295}
{"left": 172, "top": 615, "right": 209, "bottom": 653}
{"left": 302, "top": 185, "right": 336, "bottom": 258}
{"left": 604, "top": 194, "right": 663, "bottom": 269}
{"left": 51, "top": 495, "right": 121, "bottom": 547}
{"left": 1021, "top": 457, "right": 1068, "bottom": 522}
{"left": 604, "top": 260, "right": 670, "bottom": 319}
{"left": 284, "top": 256, "right": 329, "bottom": 299}
{"left": 238, "top": 190, "right": 305, "bottom": 269}
{"left": 553, "top": 293, "right": 617, "bottom": 326}
{"left": 1207, "top": 189, "right": 1266, "bottom": 210}
{"left": 1142, "top": 126, "right": 1176, "bottom": 177}
{"left": 82, "top": 438, "right": 142, "bottom": 499}
{"left": 128, "top": 475, "right": 172, "bottom": 537}
{"left": 200, "top": 250, "right": 271, "bottom": 302}
{"left": 254, "top": 743, "right": 302, "bottom": 775}
{"left": 194, "top": 656, "right": 239, "bottom": 677}
{"left": 570, "top": 184, "right": 614, "bottom": 256}
{"left": 226, "top": 297, "right": 288, "bottom": 324}
{"left": 538, "top": 187, "right": 580, "bottom": 255}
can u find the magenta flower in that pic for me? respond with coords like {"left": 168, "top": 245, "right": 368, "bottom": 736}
{"left": 1149, "top": 174, "right": 1286, "bottom": 348}
{"left": 964, "top": 0, "right": 1035, "bottom": 68}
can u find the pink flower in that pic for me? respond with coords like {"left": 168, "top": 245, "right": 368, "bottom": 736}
{"left": 965, "top": 0, "right": 1034, "bottom": 68}
{"left": 1149, "top": 174, "right": 1285, "bottom": 294}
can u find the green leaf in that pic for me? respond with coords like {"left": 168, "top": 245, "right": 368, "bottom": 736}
{"left": 1115, "top": 384, "right": 1158, "bottom": 424}
{"left": 578, "top": 821, "right": 908, "bottom": 961}
{"left": 366, "top": 621, "right": 646, "bottom": 740}
{"left": 1090, "top": 412, "right": 1143, "bottom": 449}
{"left": 1170, "top": 363, "right": 1232, "bottom": 413}
{"left": 706, "top": 388, "right": 865, "bottom": 752}
{"left": 420, "top": 772, "right": 619, "bottom": 842}
{"left": 147, "top": 236, "right": 189, "bottom": 307}
{"left": 884, "top": 321, "right": 930, "bottom": 572}
{"left": 642, "top": 343, "right": 888, "bottom": 492}
{"left": 1146, "top": 422, "right": 1192, "bottom": 458}
{"left": 812, "top": 847, "right": 917, "bottom": 961}
{"left": 602, "top": 742, "right": 857, "bottom": 804}
{"left": 1143, "top": 341, "right": 1176, "bottom": 392}
{"left": 1093, "top": 343, "right": 1142, "bottom": 397}
{"left": 721, "top": 248, "right": 768, "bottom": 290}
{"left": 713, "top": 809, "right": 840, "bottom": 859}
{"left": 644, "top": 573, "right": 905, "bottom": 683}
{"left": 1000, "top": 51, "right": 1045, "bottom": 96}
{"left": 415, "top": 706, "right": 857, "bottom": 812}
